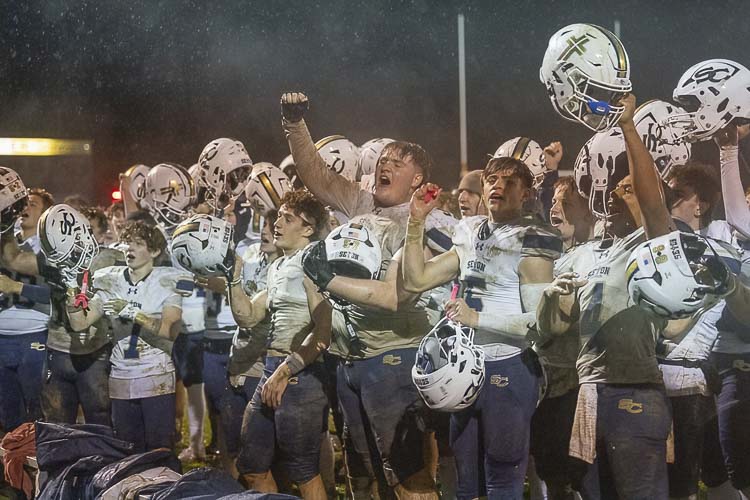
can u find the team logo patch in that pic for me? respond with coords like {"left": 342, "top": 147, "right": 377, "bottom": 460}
{"left": 617, "top": 398, "right": 643, "bottom": 414}
{"left": 490, "top": 375, "right": 509, "bottom": 387}
{"left": 382, "top": 355, "right": 401, "bottom": 366}
{"left": 29, "top": 342, "right": 46, "bottom": 351}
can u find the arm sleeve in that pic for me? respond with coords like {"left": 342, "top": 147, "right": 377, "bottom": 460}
{"left": 521, "top": 226, "right": 563, "bottom": 261}
{"left": 720, "top": 146, "right": 750, "bottom": 240}
{"left": 283, "top": 118, "right": 370, "bottom": 217}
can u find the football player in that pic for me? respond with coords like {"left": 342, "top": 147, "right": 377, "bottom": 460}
{"left": 67, "top": 221, "right": 187, "bottom": 452}
{"left": 403, "top": 156, "right": 561, "bottom": 498}
{"left": 229, "top": 190, "right": 332, "bottom": 500}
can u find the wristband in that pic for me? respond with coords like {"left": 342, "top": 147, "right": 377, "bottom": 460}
{"left": 284, "top": 352, "right": 306, "bottom": 376}
{"left": 227, "top": 276, "right": 243, "bottom": 289}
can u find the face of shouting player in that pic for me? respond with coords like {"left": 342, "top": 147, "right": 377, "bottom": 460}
{"left": 373, "top": 148, "right": 423, "bottom": 208}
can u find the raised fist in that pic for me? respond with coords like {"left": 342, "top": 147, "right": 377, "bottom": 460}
{"left": 281, "top": 92, "right": 309, "bottom": 123}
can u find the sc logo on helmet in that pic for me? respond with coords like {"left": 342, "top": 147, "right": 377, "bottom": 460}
{"left": 687, "top": 64, "right": 740, "bottom": 85}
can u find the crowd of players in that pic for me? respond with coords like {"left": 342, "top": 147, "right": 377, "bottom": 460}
{"left": 0, "top": 22, "right": 750, "bottom": 500}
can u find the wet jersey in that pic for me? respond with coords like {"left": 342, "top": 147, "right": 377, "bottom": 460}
{"left": 93, "top": 266, "right": 186, "bottom": 399}
{"left": 228, "top": 243, "right": 272, "bottom": 378}
{"left": 576, "top": 228, "right": 667, "bottom": 385}
{"left": 328, "top": 213, "right": 432, "bottom": 360}
{"left": 538, "top": 240, "right": 604, "bottom": 397}
{"left": 44, "top": 248, "right": 122, "bottom": 355}
{"left": 0, "top": 235, "right": 50, "bottom": 335}
{"left": 266, "top": 248, "right": 313, "bottom": 356}
{"left": 452, "top": 215, "right": 562, "bottom": 361}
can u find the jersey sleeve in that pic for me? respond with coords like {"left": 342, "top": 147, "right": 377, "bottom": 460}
{"left": 520, "top": 225, "right": 563, "bottom": 261}
{"left": 425, "top": 209, "right": 457, "bottom": 254}
{"left": 91, "top": 266, "right": 122, "bottom": 302}
{"left": 283, "top": 119, "right": 372, "bottom": 217}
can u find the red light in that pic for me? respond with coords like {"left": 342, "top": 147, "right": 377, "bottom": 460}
{"left": 111, "top": 189, "right": 122, "bottom": 201}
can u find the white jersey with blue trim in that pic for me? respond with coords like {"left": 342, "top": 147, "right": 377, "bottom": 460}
{"left": 452, "top": 214, "right": 562, "bottom": 360}
{"left": 373, "top": 202, "right": 456, "bottom": 254}
{"left": 0, "top": 235, "right": 50, "bottom": 336}
{"left": 265, "top": 248, "right": 312, "bottom": 356}
{"left": 712, "top": 235, "right": 750, "bottom": 354}
{"left": 93, "top": 266, "right": 186, "bottom": 398}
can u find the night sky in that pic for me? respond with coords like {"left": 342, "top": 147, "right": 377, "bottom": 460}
{"left": 0, "top": 0, "right": 747, "bottom": 204}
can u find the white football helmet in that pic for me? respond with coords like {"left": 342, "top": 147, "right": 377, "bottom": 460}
{"left": 197, "top": 138, "right": 253, "bottom": 209}
{"left": 412, "top": 317, "right": 485, "bottom": 412}
{"left": 493, "top": 137, "right": 548, "bottom": 188}
{"left": 357, "top": 138, "right": 395, "bottom": 180}
{"left": 574, "top": 128, "right": 628, "bottom": 219}
{"left": 315, "top": 135, "right": 360, "bottom": 182}
{"left": 171, "top": 214, "right": 235, "bottom": 278}
{"left": 627, "top": 231, "right": 734, "bottom": 319}
{"left": 144, "top": 163, "right": 196, "bottom": 230}
{"left": 119, "top": 164, "right": 150, "bottom": 209}
{"left": 540, "top": 23, "right": 631, "bottom": 132}
{"left": 38, "top": 204, "right": 99, "bottom": 277}
{"left": 666, "top": 59, "right": 750, "bottom": 143}
{"left": 325, "top": 222, "right": 382, "bottom": 280}
{"left": 244, "top": 162, "right": 292, "bottom": 210}
{"left": 0, "top": 166, "right": 28, "bottom": 234}
{"left": 279, "top": 154, "right": 304, "bottom": 190}
{"left": 634, "top": 100, "right": 692, "bottom": 178}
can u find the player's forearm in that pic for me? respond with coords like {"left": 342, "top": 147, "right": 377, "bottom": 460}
{"left": 286, "top": 301, "right": 332, "bottom": 374}
{"left": 403, "top": 217, "right": 430, "bottom": 292}
{"left": 0, "top": 234, "right": 39, "bottom": 276}
{"left": 326, "top": 275, "right": 398, "bottom": 312}
{"left": 719, "top": 146, "right": 750, "bottom": 240}
{"left": 227, "top": 283, "right": 263, "bottom": 328}
{"left": 283, "top": 118, "right": 359, "bottom": 215}
{"left": 622, "top": 123, "right": 672, "bottom": 238}
{"left": 476, "top": 311, "right": 537, "bottom": 341}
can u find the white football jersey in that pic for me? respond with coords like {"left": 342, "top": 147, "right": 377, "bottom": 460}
{"left": 0, "top": 235, "right": 50, "bottom": 336}
{"left": 265, "top": 248, "right": 312, "bottom": 355}
{"left": 373, "top": 202, "right": 456, "bottom": 254}
{"left": 93, "top": 266, "right": 186, "bottom": 398}
{"left": 453, "top": 215, "right": 562, "bottom": 359}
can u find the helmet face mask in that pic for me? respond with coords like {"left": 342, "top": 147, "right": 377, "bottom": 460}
{"left": 197, "top": 138, "right": 253, "bottom": 211}
{"left": 171, "top": 214, "right": 235, "bottom": 278}
{"left": 0, "top": 166, "right": 29, "bottom": 233}
{"left": 412, "top": 317, "right": 485, "bottom": 412}
{"left": 634, "top": 100, "right": 692, "bottom": 179}
{"left": 627, "top": 231, "right": 729, "bottom": 319}
{"left": 145, "top": 164, "right": 196, "bottom": 231}
{"left": 38, "top": 204, "right": 99, "bottom": 277}
{"left": 667, "top": 59, "right": 750, "bottom": 143}
{"left": 574, "top": 128, "right": 629, "bottom": 219}
{"left": 540, "top": 24, "right": 631, "bottom": 133}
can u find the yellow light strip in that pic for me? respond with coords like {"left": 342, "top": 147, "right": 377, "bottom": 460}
{"left": 0, "top": 138, "right": 92, "bottom": 156}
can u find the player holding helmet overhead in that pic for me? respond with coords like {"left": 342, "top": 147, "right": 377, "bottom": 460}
{"left": 227, "top": 190, "right": 332, "bottom": 500}
{"left": 540, "top": 23, "right": 631, "bottom": 132}
{"left": 195, "top": 138, "right": 254, "bottom": 214}
{"left": 666, "top": 59, "right": 750, "bottom": 143}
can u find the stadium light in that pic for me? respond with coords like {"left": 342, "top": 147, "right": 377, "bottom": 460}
{"left": 0, "top": 138, "right": 92, "bottom": 156}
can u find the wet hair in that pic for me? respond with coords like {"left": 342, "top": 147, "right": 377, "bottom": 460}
{"left": 381, "top": 141, "right": 433, "bottom": 184}
{"left": 667, "top": 161, "right": 720, "bottom": 224}
{"left": 120, "top": 220, "right": 167, "bottom": 254}
{"left": 482, "top": 157, "right": 534, "bottom": 190}
{"left": 553, "top": 175, "right": 577, "bottom": 193}
{"left": 28, "top": 188, "right": 55, "bottom": 210}
{"left": 81, "top": 207, "right": 109, "bottom": 233}
{"left": 278, "top": 190, "right": 328, "bottom": 241}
